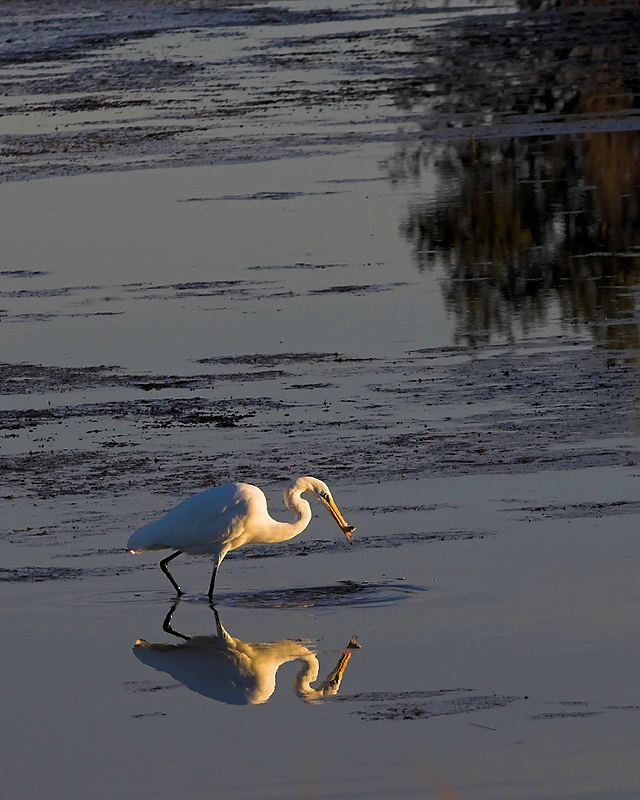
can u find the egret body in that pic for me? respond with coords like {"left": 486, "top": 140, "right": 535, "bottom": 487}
{"left": 127, "top": 476, "right": 355, "bottom": 599}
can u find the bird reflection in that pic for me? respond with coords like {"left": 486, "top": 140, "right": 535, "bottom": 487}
{"left": 133, "top": 603, "right": 360, "bottom": 706}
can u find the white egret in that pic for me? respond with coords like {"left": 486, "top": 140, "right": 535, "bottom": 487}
{"left": 133, "top": 603, "right": 360, "bottom": 705}
{"left": 127, "top": 476, "right": 355, "bottom": 599}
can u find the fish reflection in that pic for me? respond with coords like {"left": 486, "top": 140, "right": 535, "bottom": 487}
{"left": 133, "top": 603, "right": 360, "bottom": 706}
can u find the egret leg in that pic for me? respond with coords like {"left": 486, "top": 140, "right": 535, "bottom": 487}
{"left": 162, "top": 602, "right": 190, "bottom": 641}
{"left": 159, "top": 550, "right": 183, "bottom": 596}
{"left": 210, "top": 604, "right": 222, "bottom": 628}
{"left": 207, "top": 563, "right": 218, "bottom": 602}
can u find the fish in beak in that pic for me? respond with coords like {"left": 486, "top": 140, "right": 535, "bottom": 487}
{"left": 318, "top": 491, "right": 356, "bottom": 539}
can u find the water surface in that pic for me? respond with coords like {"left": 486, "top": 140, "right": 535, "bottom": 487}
{"left": 2, "top": 1, "right": 640, "bottom": 798}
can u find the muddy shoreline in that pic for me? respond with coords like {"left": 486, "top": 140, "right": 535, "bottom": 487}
{"left": 4, "top": 0, "right": 640, "bottom": 183}
{"left": 3, "top": 336, "right": 638, "bottom": 504}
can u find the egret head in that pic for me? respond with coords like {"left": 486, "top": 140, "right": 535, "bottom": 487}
{"left": 292, "top": 476, "right": 355, "bottom": 539}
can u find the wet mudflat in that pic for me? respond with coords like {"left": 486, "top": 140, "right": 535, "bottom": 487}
{"left": 2, "top": 1, "right": 640, "bottom": 799}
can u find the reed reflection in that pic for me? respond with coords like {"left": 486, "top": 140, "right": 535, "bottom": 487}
{"left": 133, "top": 603, "right": 360, "bottom": 706}
{"left": 388, "top": 0, "right": 640, "bottom": 351}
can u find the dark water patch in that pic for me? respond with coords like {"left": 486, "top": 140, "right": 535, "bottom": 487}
{"left": 0, "top": 396, "right": 262, "bottom": 429}
{"left": 0, "top": 362, "right": 123, "bottom": 394}
{"left": 179, "top": 190, "right": 340, "bottom": 201}
{"left": 221, "top": 580, "right": 426, "bottom": 609}
{"left": 127, "top": 279, "right": 271, "bottom": 301}
{"left": 338, "top": 689, "right": 469, "bottom": 703}
{"left": 66, "top": 311, "right": 126, "bottom": 318}
{"left": 248, "top": 263, "right": 348, "bottom": 271}
{"left": 156, "top": 280, "right": 261, "bottom": 292}
{"left": 132, "top": 711, "right": 168, "bottom": 718}
{"left": 0, "top": 285, "right": 98, "bottom": 298}
{"left": 510, "top": 500, "right": 640, "bottom": 521}
{"left": 195, "top": 352, "right": 340, "bottom": 366}
{"left": 3, "top": 525, "right": 62, "bottom": 545}
{"left": 53, "top": 546, "right": 131, "bottom": 558}
{"left": 309, "top": 283, "right": 410, "bottom": 295}
{"left": 1, "top": 1, "right": 233, "bottom": 67}
{"left": 177, "top": 411, "right": 245, "bottom": 427}
{"left": 530, "top": 711, "right": 603, "bottom": 720}
{"left": 287, "top": 382, "right": 335, "bottom": 390}
{"left": 526, "top": 700, "right": 639, "bottom": 721}
{"left": 352, "top": 690, "right": 522, "bottom": 721}
{"left": 50, "top": 96, "right": 150, "bottom": 113}
{"left": 125, "top": 679, "right": 181, "bottom": 694}
{"left": 135, "top": 377, "right": 204, "bottom": 391}
{"left": 360, "top": 529, "right": 490, "bottom": 551}
{"left": 227, "top": 529, "right": 487, "bottom": 563}
{"left": 0, "top": 362, "right": 299, "bottom": 396}
{"left": 7, "top": 312, "right": 59, "bottom": 322}
{"left": 1, "top": 336, "right": 638, "bottom": 502}
{"left": 5, "top": 58, "right": 204, "bottom": 95}
{"left": 0, "top": 564, "right": 129, "bottom": 582}
{"left": 120, "top": 370, "right": 287, "bottom": 391}
{"left": 354, "top": 503, "right": 446, "bottom": 514}
{"left": 214, "top": 370, "right": 290, "bottom": 383}
{"left": 0, "top": 450, "right": 153, "bottom": 498}
{"left": 1, "top": 270, "right": 50, "bottom": 278}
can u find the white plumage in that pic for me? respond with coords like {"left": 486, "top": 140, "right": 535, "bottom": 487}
{"left": 127, "top": 476, "right": 355, "bottom": 599}
{"left": 134, "top": 604, "right": 360, "bottom": 705}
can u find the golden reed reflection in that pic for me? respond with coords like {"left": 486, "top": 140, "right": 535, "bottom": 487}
{"left": 397, "top": 131, "right": 640, "bottom": 353}
{"left": 133, "top": 603, "right": 360, "bottom": 706}
{"left": 386, "top": 0, "right": 640, "bottom": 354}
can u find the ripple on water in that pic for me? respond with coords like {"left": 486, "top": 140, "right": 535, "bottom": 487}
{"left": 222, "top": 580, "right": 428, "bottom": 609}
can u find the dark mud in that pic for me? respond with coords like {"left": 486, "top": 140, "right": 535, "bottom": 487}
{"left": 0, "top": 277, "right": 274, "bottom": 309}
{"left": 4, "top": 0, "right": 640, "bottom": 182}
{"left": 345, "top": 693, "right": 640, "bottom": 724}
{"left": 228, "top": 528, "right": 487, "bottom": 560}
{"left": 347, "top": 689, "right": 523, "bottom": 721}
{"left": 529, "top": 702, "right": 640, "bottom": 721}
{"left": 0, "top": 0, "right": 415, "bottom": 181}
{"left": 508, "top": 499, "right": 640, "bottom": 522}
{"left": 2, "top": 337, "right": 638, "bottom": 505}
{"left": 349, "top": 694, "right": 640, "bottom": 724}
{"left": 0, "top": 563, "right": 130, "bottom": 581}
{"left": 0, "top": 277, "right": 404, "bottom": 326}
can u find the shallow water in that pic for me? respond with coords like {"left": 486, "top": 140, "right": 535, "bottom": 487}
{"left": 2, "top": 1, "right": 640, "bottom": 798}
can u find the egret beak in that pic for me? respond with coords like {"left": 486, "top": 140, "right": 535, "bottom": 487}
{"left": 320, "top": 493, "right": 355, "bottom": 539}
